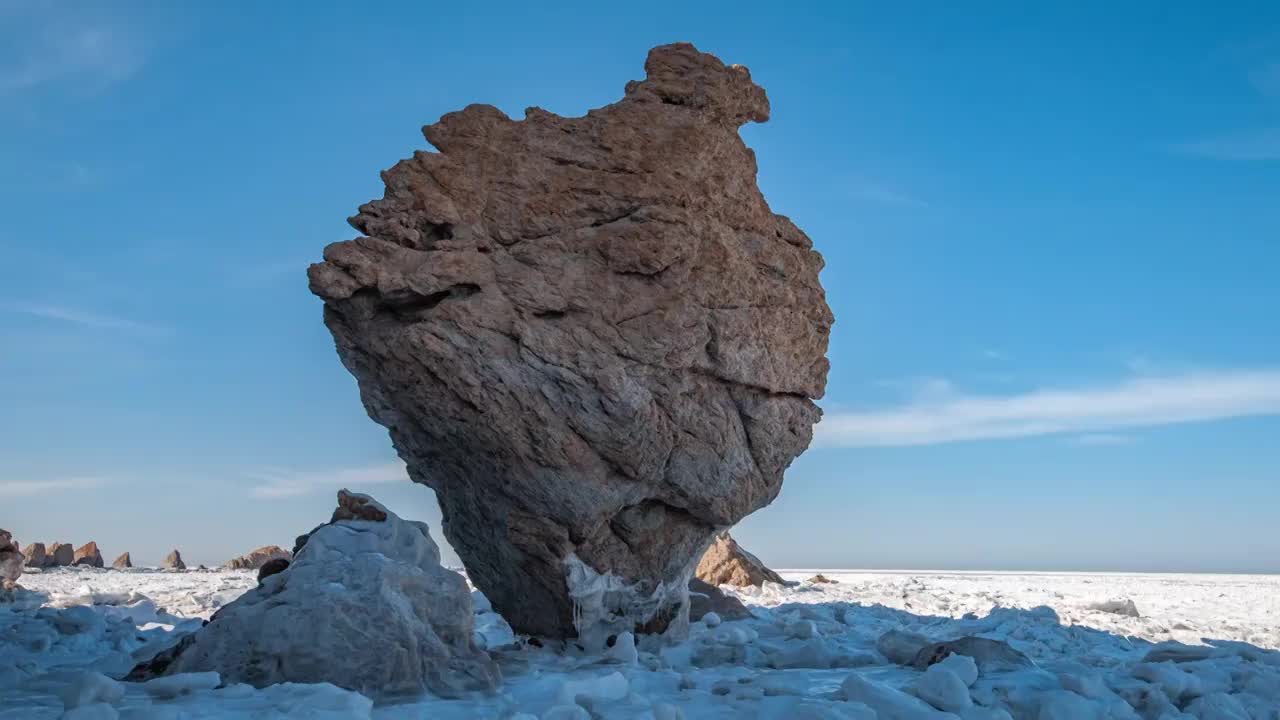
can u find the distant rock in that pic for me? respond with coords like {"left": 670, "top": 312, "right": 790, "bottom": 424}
{"left": 222, "top": 545, "right": 292, "bottom": 571}
{"left": 688, "top": 578, "right": 752, "bottom": 622}
{"left": 1089, "top": 598, "right": 1141, "bottom": 618}
{"left": 696, "top": 532, "right": 785, "bottom": 588}
{"left": 158, "top": 490, "right": 500, "bottom": 698}
{"left": 256, "top": 557, "right": 289, "bottom": 582}
{"left": 307, "top": 42, "right": 831, "bottom": 639}
{"left": 162, "top": 550, "right": 186, "bottom": 570}
{"left": 112, "top": 552, "right": 132, "bottom": 569}
{"left": 72, "top": 541, "right": 104, "bottom": 568}
{"left": 0, "top": 529, "right": 23, "bottom": 586}
{"left": 48, "top": 543, "right": 74, "bottom": 567}
{"left": 22, "top": 542, "right": 47, "bottom": 568}
{"left": 808, "top": 574, "right": 838, "bottom": 584}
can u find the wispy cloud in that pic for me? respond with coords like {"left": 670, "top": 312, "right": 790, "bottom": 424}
{"left": 3, "top": 302, "right": 169, "bottom": 336}
{"left": 247, "top": 462, "right": 409, "bottom": 499}
{"left": 1065, "top": 433, "right": 1136, "bottom": 446}
{"left": 0, "top": 8, "right": 144, "bottom": 96}
{"left": 815, "top": 370, "right": 1280, "bottom": 448}
{"left": 1172, "top": 128, "right": 1280, "bottom": 161}
{"left": 848, "top": 178, "right": 926, "bottom": 208}
{"left": 0, "top": 476, "right": 109, "bottom": 498}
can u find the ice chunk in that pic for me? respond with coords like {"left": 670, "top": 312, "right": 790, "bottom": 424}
{"left": 1037, "top": 690, "right": 1108, "bottom": 720}
{"left": 542, "top": 705, "right": 591, "bottom": 720}
{"left": 60, "top": 671, "right": 124, "bottom": 709}
{"left": 701, "top": 612, "right": 722, "bottom": 628}
{"left": 142, "top": 671, "right": 221, "bottom": 699}
{"left": 652, "top": 703, "right": 686, "bottom": 720}
{"left": 878, "top": 629, "right": 930, "bottom": 665}
{"left": 917, "top": 664, "right": 973, "bottom": 713}
{"left": 61, "top": 704, "right": 119, "bottom": 720}
{"left": 605, "top": 632, "right": 638, "bottom": 664}
{"left": 557, "top": 671, "right": 629, "bottom": 704}
{"left": 842, "top": 673, "right": 958, "bottom": 719}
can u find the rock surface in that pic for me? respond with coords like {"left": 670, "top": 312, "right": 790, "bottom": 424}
{"left": 161, "top": 490, "right": 500, "bottom": 698}
{"left": 808, "top": 573, "right": 838, "bottom": 584}
{"left": 48, "top": 543, "right": 74, "bottom": 567}
{"left": 22, "top": 542, "right": 47, "bottom": 568}
{"left": 695, "top": 532, "right": 785, "bottom": 588}
{"left": 222, "top": 545, "right": 292, "bottom": 570}
{"left": 162, "top": 550, "right": 186, "bottom": 570}
{"left": 73, "top": 542, "right": 104, "bottom": 568}
{"left": 308, "top": 42, "right": 830, "bottom": 639}
{"left": 256, "top": 557, "right": 289, "bottom": 582}
{"left": 112, "top": 553, "right": 132, "bottom": 569}
{"left": 0, "top": 530, "right": 23, "bottom": 585}
{"left": 687, "top": 578, "right": 752, "bottom": 622}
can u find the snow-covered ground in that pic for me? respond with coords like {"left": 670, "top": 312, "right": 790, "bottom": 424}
{"left": 4, "top": 567, "right": 1279, "bottom": 718}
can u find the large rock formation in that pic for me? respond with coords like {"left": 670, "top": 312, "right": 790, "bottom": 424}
{"left": 162, "top": 550, "right": 186, "bottom": 570}
{"left": 695, "top": 532, "right": 785, "bottom": 587}
{"left": 161, "top": 490, "right": 499, "bottom": 698}
{"left": 112, "top": 552, "right": 132, "bottom": 569}
{"left": 48, "top": 543, "right": 74, "bottom": 567}
{"left": 73, "top": 541, "right": 104, "bottom": 568}
{"left": 22, "top": 542, "right": 47, "bottom": 568}
{"left": 0, "top": 530, "right": 23, "bottom": 586}
{"left": 309, "top": 43, "right": 831, "bottom": 640}
{"left": 222, "top": 545, "right": 292, "bottom": 571}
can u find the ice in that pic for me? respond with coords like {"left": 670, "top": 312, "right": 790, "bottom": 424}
{"left": 3, "top": 567, "right": 1280, "bottom": 718}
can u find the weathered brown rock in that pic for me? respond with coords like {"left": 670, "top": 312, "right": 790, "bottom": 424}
{"left": 808, "top": 573, "right": 838, "bottom": 584}
{"left": 257, "top": 557, "right": 290, "bottom": 582}
{"left": 695, "top": 532, "right": 785, "bottom": 587}
{"left": 688, "top": 578, "right": 752, "bottom": 622}
{"left": 162, "top": 550, "right": 186, "bottom": 570}
{"left": 112, "top": 552, "right": 132, "bottom": 569}
{"left": 309, "top": 43, "right": 830, "bottom": 640}
{"left": 22, "top": 542, "right": 47, "bottom": 568}
{"left": 48, "top": 543, "right": 74, "bottom": 567}
{"left": 73, "top": 541, "right": 104, "bottom": 567}
{"left": 0, "top": 530, "right": 23, "bottom": 584}
{"left": 222, "top": 545, "right": 292, "bottom": 571}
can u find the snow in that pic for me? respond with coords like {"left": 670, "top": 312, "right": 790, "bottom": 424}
{"left": 3, "top": 567, "right": 1280, "bottom": 718}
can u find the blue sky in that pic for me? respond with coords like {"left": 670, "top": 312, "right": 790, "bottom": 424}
{"left": 2, "top": 1, "right": 1278, "bottom": 571}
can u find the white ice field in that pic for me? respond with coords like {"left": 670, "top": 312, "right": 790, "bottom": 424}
{"left": 3, "top": 567, "right": 1279, "bottom": 718}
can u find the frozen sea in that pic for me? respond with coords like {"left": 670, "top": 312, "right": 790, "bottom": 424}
{"left": 3, "top": 567, "right": 1279, "bottom": 718}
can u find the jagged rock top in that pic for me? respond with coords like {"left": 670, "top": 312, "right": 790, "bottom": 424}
{"left": 309, "top": 43, "right": 831, "bottom": 638}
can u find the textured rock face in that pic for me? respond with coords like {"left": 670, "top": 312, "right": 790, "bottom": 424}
{"left": 222, "top": 545, "right": 292, "bottom": 570}
{"left": 695, "top": 532, "right": 785, "bottom": 587}
{"left": 256, "top": 557, "right": 289, "bottom": 582}
{"left": 22, "top": 542, "right": 47, "bottom": 568}
{"left": 165, "top": 490, "right": 500, "bottom": 698}
{"left": 112, "top": 552, "right": 132, "bottom": 569}
{"left": 48, "top": 543, "right": 74, "bottom": 567}
{"left": 309, "top": 42, "right": 830, "bottom": 639}
{"left": 0, "top": 530, "right": 23, "bottom": 584}
{"left": 73, "top": 541, "right": 104, "bottom": 568}
{"left": 162, "top": 550, "right": 186, "bottom": 570}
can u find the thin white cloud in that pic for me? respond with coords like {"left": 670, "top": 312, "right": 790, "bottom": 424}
{"left": 1066, "top": 433, "right": 1136, "bottom": 446}
{"left": 1173, "top": 127, "right": 1280, "bottom": 161}
{"left": 3, "top": 302, "right": 169, "bottom": 336}
{"left": 247, "top": 462, "right": 409, "bottom": 499}
{"left": 848, "top": 178, "right": 926, "bottom": 208}
{"left": 815, "top": 370, "right": 1280, "bottom": 448}
{"left": 0, "top": 477, "right": 109, "bottom": 498}
{"left": 1, "top": 13, "right": 144, "bottom": 96}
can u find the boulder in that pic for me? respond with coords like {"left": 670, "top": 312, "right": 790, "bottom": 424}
{"left": 308, "top": 42, "right": 831, "bottom": 640}
{"left": 256, "top": 557, "right": 289, "bottom": 582}
{"left": 73, "top": 541, "right": 104, "bottom": 568}
{"left": 808, "top": 574, "right": 838, "bottom": 584}
{"left": 162, "top": 550, "right": 186, "bottom": 570}
{"left": 222, "top": 545, "right": 292, "bottom": 570}
{"left": 112, "top": 553, "right": 132, "bottom": 569}
{"left": 0, "top": 529, "right": 23, "bottom": 585}
{"left": 688, "top": 578, "right": 752, "bottom": 622}
{"left": 158, "top": 490, "right": 500, "bottom": 698}
{"left": 48, "top": 542, "right": 74, "bottom": 567}
{"left": 23, "top": 542, "right": 47, "bottom": 568}
{"left": 911, "top": 637, "right": 1032, "bottom": 672}
{"left": 695, "top": 532, "right": 785, "bottom": 588}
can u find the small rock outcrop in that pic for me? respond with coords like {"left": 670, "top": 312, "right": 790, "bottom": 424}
{"left": 72, "top": 541, "right": 104, "bottom": 567}
{"left": 112, "top": 552, "right": 132, "bottom": 569}
{"left": 808, "top": 573, "right": 838, "bottom": 584}
{"left": 48, "top": 543, "right": 74, "bottom": 567}
{"left": 0, "top": 530, "right": 23, "bottom": 586}
{"left": 688, "top": 578, "right": 752, "bottom": 622}
{"left": 222, "top": 545, "right": 292, "bottom": 571}
{"left": 22, "top": 542, "right": 47, "bottom": 568}
{"left": 160, "top": 490, "right": 500, "bottom": 698}
{"left": 256, "top": 557, "right": 289, "bottom": 582}
{"left": 695, "top": 532, "right": 785, "bottom": 588}
{"left": 162, "top": 550, "right": 186, "bottom": 570}
{"left": 308, "top": 42, "right": 831, "bottom": 639}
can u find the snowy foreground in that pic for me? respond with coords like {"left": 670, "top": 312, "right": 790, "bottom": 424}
{"left": 4, "top": 568, "right": 1279, "bottom": 719}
